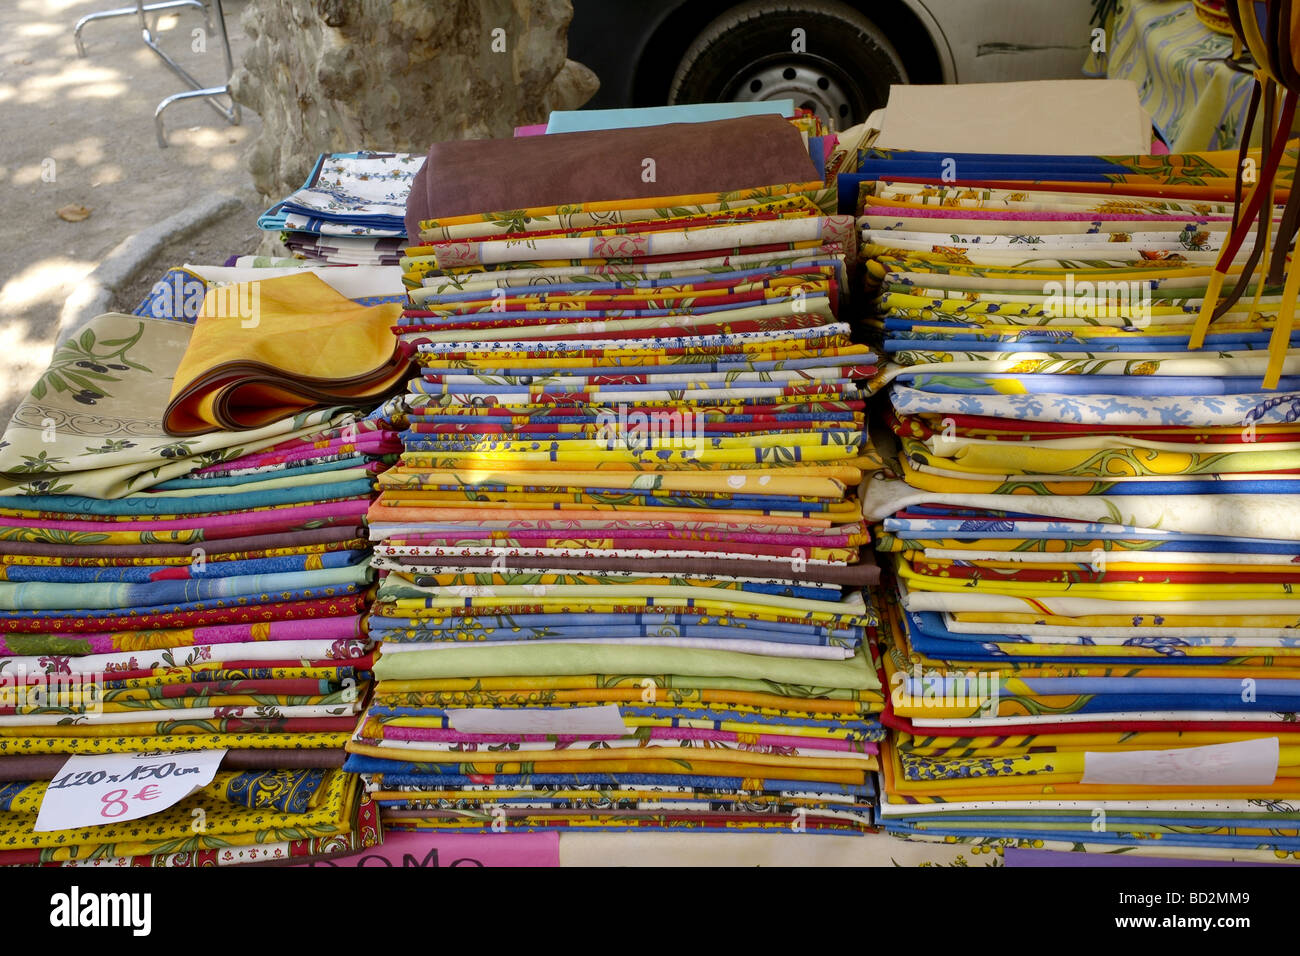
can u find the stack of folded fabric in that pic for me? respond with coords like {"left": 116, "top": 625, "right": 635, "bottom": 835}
{"left": 0, "top": 273, "right": 407, "bottom": 865}
{"left": 344, "top": 115, "right": 889, "bottom": 835}
{"left": 853, "top": 143, "right": 1300, "bottom": 862}
{"left": 258, "top": 151, "right": 422, "bottom": 265}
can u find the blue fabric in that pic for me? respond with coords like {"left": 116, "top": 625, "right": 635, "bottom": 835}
{"left": 0, "top": 478, "right": 374, "bottom": 517}
{"left": 345, "top": 762, "right": 875, "bottom": 796}
{"left": 367, "top": 613, "right": 861, "bottom": 642}
{"left": 0, "top": 550, "right": 367, "bottom": 584}
{"left": 545, "top": 100, "right": 795, "bottom": 134}
{"left": 0, "top": 580, "right": 366, "bottom": 619}
{"left": 153, "top": 456, "right": 370, "bottom": 489}
{"left": 897, "top": 373, "right": 1300, "bottom": 395}
{"left": 371, "top": 624, "right": 856, "bottom": 647}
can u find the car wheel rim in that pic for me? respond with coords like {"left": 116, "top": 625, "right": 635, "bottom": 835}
{"left": 725, "top": 57, "right": 863, "bottom": 130}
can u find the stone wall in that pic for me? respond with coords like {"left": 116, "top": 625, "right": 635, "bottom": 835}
{"left": 231, "top": 0, "right": 598, "bottom": 201}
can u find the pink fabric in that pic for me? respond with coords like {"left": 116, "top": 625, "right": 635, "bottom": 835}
{"left": 381, "top": 527, "right": 862, "bottom": 545}
{"left": 0, "top": 616, "right": 366, "bottom": 657}
{"left": 7, "top": 499, "right": 372, "bottom": 534}
{"left": 861, "top": 205, "right": 1230, "bottom": 222}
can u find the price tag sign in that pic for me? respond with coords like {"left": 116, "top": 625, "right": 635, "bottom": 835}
{"left": 1082, "top": 737, "right": 1279, "bottom": 787}
{"left": 35, "top": 749, "right": 227, "bottom": 832}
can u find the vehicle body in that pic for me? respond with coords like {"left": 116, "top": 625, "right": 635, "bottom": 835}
{"left": 568, "top": 0, "right": 1097, "bottom": 130}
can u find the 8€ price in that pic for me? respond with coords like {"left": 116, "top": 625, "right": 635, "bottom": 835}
{"left": 35, "top": 750, "right": 227, "bottom": 832}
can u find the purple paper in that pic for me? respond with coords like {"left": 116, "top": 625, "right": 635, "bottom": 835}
{"left": 1005, "top": 848, "right": 1282, "bottom": 868}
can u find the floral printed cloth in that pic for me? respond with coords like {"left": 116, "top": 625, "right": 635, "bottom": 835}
{"left": 258, "top": 151, "right": 423, "bottom": 237}
{"left": 257, "top": 151, "right": 424, "bottom": 267}
{"left": 855, "top": 141, "right": 1300, "bottom": 858}
{"left": 1103, "top": 0, "right": 1262, "bottom": 152}
{"left": 341, "top": 143, "right": 885, "bottom": 834}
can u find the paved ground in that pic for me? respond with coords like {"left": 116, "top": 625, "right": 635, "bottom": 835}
{"left": 0, "top": 0, "right": 262, "bottom": 426}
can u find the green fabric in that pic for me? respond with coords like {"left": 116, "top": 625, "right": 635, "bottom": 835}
{"left": 112, "top": 465, "right": 374, "bottom": 499}
{"left": 374, "top": 642, "right": 881, "bottom": 690}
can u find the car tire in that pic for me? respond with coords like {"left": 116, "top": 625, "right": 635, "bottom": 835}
{"left": 667, "top": 0, "right": 908, "bottom": 130}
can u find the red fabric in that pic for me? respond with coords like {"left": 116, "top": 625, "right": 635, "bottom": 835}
{"left": 893, "top": 409, "right": 1300, "bottom": 444}
{"left": 882, "top": 709, "right": 1300, "bottom": 736}
{"left": 0, "top": 595, "right": 370, "bottom": 634}
{"left": 910, "top": 561, "right": 1300, "bottom": 584}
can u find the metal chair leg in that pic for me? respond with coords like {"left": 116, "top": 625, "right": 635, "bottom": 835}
{"left": 74, "top": 0, "right": 241, "bottom": 147}
{"left": 155, "top": 86, "right": 241, "bottom": 148}
{"left": 141, "top": 0, "right": 241, "bottom": 146}
{"left": 153, "top": 0, "right": 243, "bottom": 145}
{"left": 73, "top": 0, "right": 205, "bottom": 57}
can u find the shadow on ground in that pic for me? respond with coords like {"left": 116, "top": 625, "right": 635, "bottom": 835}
{"left": 0, "top": 0, "right": 262, "bottom": 425}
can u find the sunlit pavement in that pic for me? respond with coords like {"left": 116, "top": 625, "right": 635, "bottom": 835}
{"left": 0, "top": 0, "right": 259, "bottom": 424}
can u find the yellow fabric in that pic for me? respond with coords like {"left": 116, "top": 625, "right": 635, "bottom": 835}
{"left": 377, "top": 714, "right": 858, "bottom": 740}
{"left": 0, "top": 770, "right": 358, "bottom": 854}
{"left": 1269, "top": 237, "right": 1300, "bottom": 388}
{"left": 881, "top": 739, "right": 1300, "bottom": 798}
{"left": 409, "top": 181, "right": 830, "bottom": 234}
{"left": 164, "top": 272, "right": 405, "bottom": 435}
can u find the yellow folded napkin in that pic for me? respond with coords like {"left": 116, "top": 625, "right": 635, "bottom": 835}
{"left": 163, "top": 272, "right": 406, "bottom": 435}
